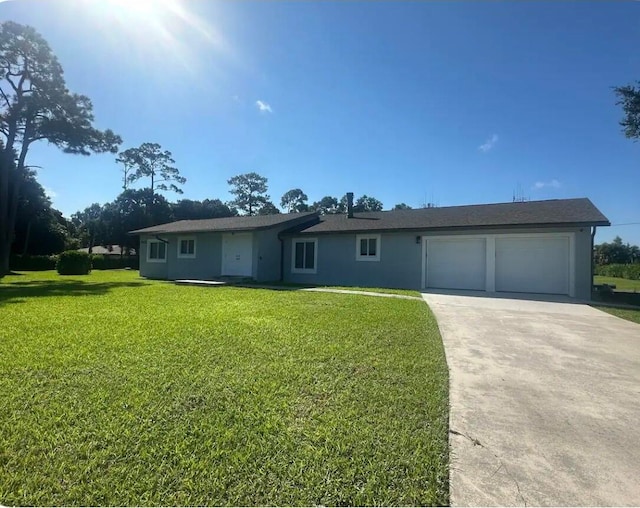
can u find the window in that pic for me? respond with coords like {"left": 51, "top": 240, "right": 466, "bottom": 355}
{"left": 147, "top": 240, "right": 167, "bottom": 263}
{"left": 178, "top": 237, "right": 196, "bottom": 259}
{"left": 356, "top": 234, "right": 381, "bottom": 261}
{"left": 292, "top": 238, "right": 317, "bottom": 274}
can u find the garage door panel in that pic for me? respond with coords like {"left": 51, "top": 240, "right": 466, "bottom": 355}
{"left": 427, "top": 238, "right": 486, "bottom": 291}
{"left": 495, "top": 237, "right": 569, "bottom": 295}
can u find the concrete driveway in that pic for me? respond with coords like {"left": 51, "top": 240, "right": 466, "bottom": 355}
{"left": 422, "top": 292, "right": 640, "bottom": 506}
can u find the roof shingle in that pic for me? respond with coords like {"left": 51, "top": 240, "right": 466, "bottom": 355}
{"left": 284, "top": 198, "right": 609, "bottom": 235}
{"left": 129, "top": 211, "right": 318, "bottom": 235}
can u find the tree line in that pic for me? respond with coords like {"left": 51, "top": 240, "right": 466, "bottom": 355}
{"left": 4, "top": 19, "right": 640, "bottom": 274}
{"left": 594, "top": 236, "right": 640, "bottom": 266}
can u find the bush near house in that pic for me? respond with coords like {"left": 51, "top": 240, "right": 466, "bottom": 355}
{"left": 595, "top": 263, "right": 640, "bottom": 280}
{"left": 9, "top": 254, "right": 58, "bottom": 271}
{"left": 56, "top": 251, "right": 92, "bottom": 275}
{"left": 90, "top": 255, "right": 139, "bottom": 270}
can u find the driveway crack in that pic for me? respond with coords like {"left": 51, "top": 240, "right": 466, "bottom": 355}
{"left": 450, "top": 429, "right": 527, "bottom": 507}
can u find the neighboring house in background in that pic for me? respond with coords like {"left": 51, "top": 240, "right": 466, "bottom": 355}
{"left": 78, "top": 245, "right": 136, "bottom": 256}
{"left": 131, "top": 196, "right": 609, "bottom": 300}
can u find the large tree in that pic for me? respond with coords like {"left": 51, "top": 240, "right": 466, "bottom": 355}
{"left": 116, "top": 142, "right": 185, "bottom": 196}
{"left": 101, "top": 189, "right": 173, "bottom": 254}
{"left": 310, "top": 195, "right": 342, "bottom": 215}
{"left": 258, "top": 200, "right": 281, "bottom": 215}
{"left": 0, "top": 21, "right": 120, "bottom": 274}
{"left": 354, "top": 195, "right": 384, "bottom": 212}
{"left": 171, "top": 198, "right": 237, "bottom": 221}
{"left": 614, "top": 82, "right": 640, "bottom": 141}
{"left": 13, "top": 169, "right": 70, "bottom": 255}
{"left": 280, "top": 188, "right": 308, "bottom": 213}
{"left": 71, "top": 203, "right": 106, "bottom": 253}
{"left": 227, "top": 172, "right": 270, "bottom": 215}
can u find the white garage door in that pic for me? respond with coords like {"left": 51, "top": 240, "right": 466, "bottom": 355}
{"left": 427, "top": 238, "right": 486, "bottom": 291}
{"left": 221, "top": 233, "right": 253, "bottom": 276}
{"left": 495, "top": 236, "right": 569, "bottom": 295}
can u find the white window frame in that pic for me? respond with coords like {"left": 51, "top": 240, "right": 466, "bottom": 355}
{"left": 177, "top": 236, "right": 197, "bottom": 259}
{"left": 147, "top": 239, "right": 167, "bottom": 263}
{"left": 355, "top": 234, "right": 381, "bottom": 262}
{"left": 291, "top": 238, "right": 318, "bottom": 274}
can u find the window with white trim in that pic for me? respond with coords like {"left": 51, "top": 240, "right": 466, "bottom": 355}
{"left": 292, "top": 238, "right": 317, "bottom": 274}
{"left": 178, "top": 237, "right": 196, "bottom": 259}
{"left": 147, "top": 240, "right": 167, "bottom": 263}
{"left": 356, "top": 234, "right": 381, "bottom": 261}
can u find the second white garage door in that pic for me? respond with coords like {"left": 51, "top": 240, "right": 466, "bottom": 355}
{"left": 495, "top": 236, "right": 570, "bottom": 295}
{"left": 426, "top": 238, "right": 486, "bottom": 291}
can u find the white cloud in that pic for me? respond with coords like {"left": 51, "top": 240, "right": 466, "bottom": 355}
{"left": 44, "top": 187, "right": 57, "bottom": 199}
{"left": 255, "top": 100, "right": 273, "bottom": 114}
{"left": 478, "top": 134, "right": 499, "bottom": 152}
{"left": 532, "top": 179, "right": 561, "bottom": 190}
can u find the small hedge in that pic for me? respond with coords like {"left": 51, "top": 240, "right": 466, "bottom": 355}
{"left": 595, "top": 263, "right": 640, "bottom": 280}
{"left": 9, "top": 255, "right": 58, "bottom": 271}
{"left": 56, "top": 251, "right": 92, "bottom": 275}
{"left": 90, "top": 255, "right": 139, "bottom": 270}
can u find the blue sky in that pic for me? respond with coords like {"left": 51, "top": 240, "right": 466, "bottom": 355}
{"left": 2, "top": 0, "right": 639, "bottom": 244}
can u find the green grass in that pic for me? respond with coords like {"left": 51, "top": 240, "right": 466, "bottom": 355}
{"left": 594, "top": 275, "right": 640, "bottom": 292}
{"left": 240, "top": 280, "right": 421, "bottom": 297}
{"left": 595, "top": 306, "right": 640, "bottom": 325}
{"left": 0, "top": 271, "right": 448, "bottom": 506}
{"left": 321, "top": 286, "right": 421, "bottom": 297}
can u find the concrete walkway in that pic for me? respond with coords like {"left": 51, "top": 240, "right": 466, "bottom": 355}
{"left": 175, "top": 279, "right": 422, "bottom": 300}
{"left": 422, "top": 292, "right": 640, "bottom": 506}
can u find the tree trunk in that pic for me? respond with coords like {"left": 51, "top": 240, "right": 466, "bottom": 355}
{"left": 22, "top": 220, "right": 32, "bottom": 256}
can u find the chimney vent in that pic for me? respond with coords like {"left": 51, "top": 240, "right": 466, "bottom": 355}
{"left": 346, "top": 192, "right": 354, "bottom": 218}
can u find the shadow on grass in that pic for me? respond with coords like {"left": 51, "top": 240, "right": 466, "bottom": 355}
{"left": 0, "top": 280, "right": 150, "bottom": 306}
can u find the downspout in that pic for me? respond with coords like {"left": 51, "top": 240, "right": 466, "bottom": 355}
{"left": 591, "top": 226, "right": 597, "bottom": 293}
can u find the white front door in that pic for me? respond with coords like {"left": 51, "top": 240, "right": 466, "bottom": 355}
{"left": 495, "top": 236, "right": 570, "bottom": 295}
{"left": 221, "top": 233, "right": 253, "bottom": 276}
{"left": 426, "top": 238, "right": 487, "bottom": 291}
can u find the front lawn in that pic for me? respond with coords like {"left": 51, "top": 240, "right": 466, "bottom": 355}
{"left": 595, "top": 306, "right": 640, "bottom": 325}
{"left": 594, "top": 275, "right": 640, "bottom": 292}
{"left": 0, "top": 271, "right": 448, "bottom": 506}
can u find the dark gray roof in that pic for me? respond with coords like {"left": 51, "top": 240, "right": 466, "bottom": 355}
{"left": 283, "top": 198, "right": 609, "bottom": 235}
{"left": 130, "top": 211, "right": 318, "bottom": 235}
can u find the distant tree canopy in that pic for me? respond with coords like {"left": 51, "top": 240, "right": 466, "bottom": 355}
{"left": 116, "top": 142, "right": 185, "bottom": 196}
{"left": 13, "top": 171, "right": 70, "bottom": 255}
{"left": 258, "top": 201, "right": 280, "bottom": 215}
{"left": 280, "top": 188, "right": 308, "bottom": 213}
{"left": 353, "top": 195, "right": 383, "bottom": 212}
{"left": 227, "top": 172, "right": 270, "bottom": 216}
{"left": 614, "top": 83, "right": 640, "bottom": 141}
{"left": 310, "top": 196, "right": 342, "bottom": 215}
{"left": 594, "top": 236, "right": 640, "bottom": 265}
{"left": 172, "top": 199, "right": 236, "bottom": 221}
{"left": 0, "top": 21, "right": 121, "bottom": 274}
{"left": 393, "top": 203, "right": 412, "bottom": 210}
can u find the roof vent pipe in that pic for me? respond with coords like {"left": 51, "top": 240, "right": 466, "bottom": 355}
{"left": 347, "top": 192, "right": 354, "bottom": 218}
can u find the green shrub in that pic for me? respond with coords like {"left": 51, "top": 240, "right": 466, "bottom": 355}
{"left": 9, "top": 255, "right": 58, "bottom": 271}
{"left": 56, "top": 251, "right": 92, "bottom": 275}
{"left": 595, "top": 263, "right": 640, "bottom": 280}
{"left": 90, "top": 255, "right": 139, "bottom": 270}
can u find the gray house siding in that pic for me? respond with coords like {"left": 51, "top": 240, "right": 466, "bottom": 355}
{"left": 167, "top": 233, "right": 223, "bottom": 280}
{"left": 139, "top": 233, "right": 223, "bottom": 280}
{"left": 138, "top": 215, "right": 313, "bottom": 282}
{"left": 139, "top": 235, "right": 168, "bottom": 279}
{"left": 283, "top": 226, "right": 593, "bottom": 299}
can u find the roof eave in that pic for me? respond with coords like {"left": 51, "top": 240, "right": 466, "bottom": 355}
{"left": 282, "top": 220, "right": 611, "bottom": 236}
